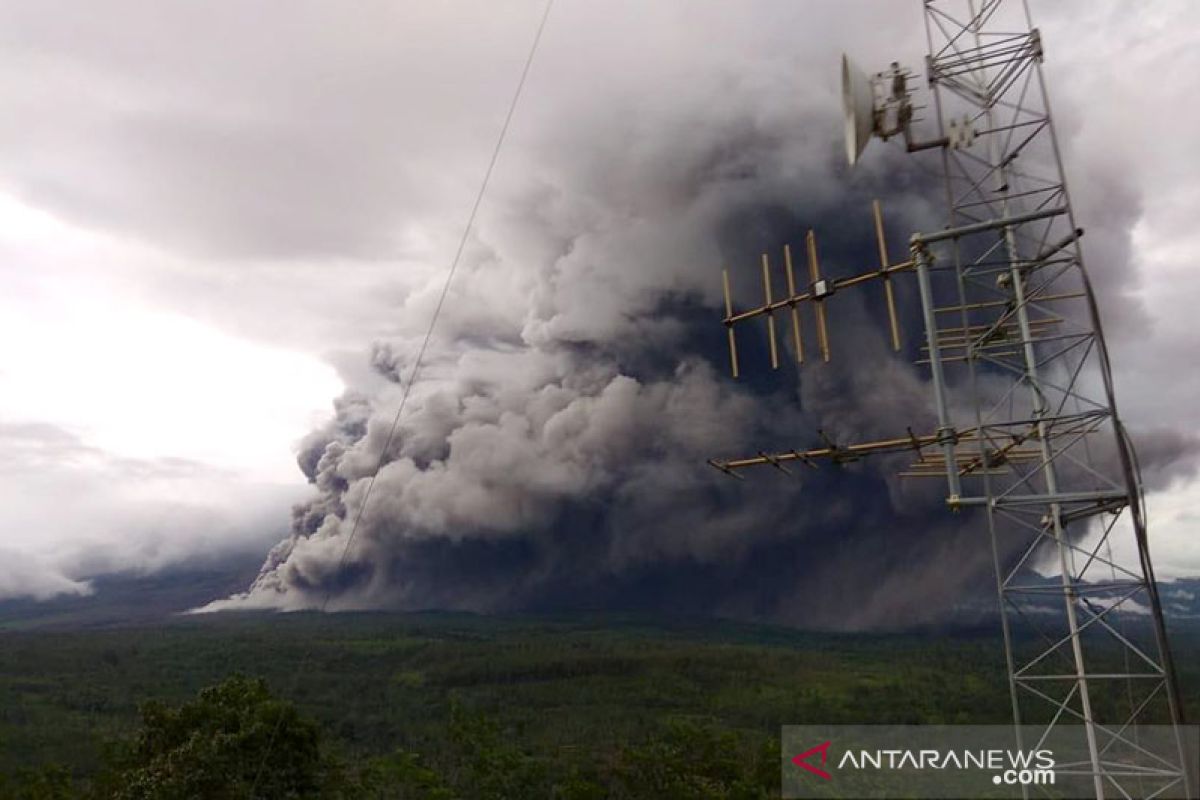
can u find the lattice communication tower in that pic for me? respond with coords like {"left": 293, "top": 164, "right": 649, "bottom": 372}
{"left": 709, "top": 2, "right": 1194, "bottom": 797}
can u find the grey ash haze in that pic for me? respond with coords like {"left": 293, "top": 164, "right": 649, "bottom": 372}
{"left": 0, "top": 1, "right": 1198, "bottom": 626}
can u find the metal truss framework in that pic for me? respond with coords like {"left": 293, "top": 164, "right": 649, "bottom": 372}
{"left": 710, "top": 2, "right": 1192, "bottom": 797}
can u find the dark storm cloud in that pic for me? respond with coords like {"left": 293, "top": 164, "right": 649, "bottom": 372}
{"left": 202, "top": 1, "right": 1200, "bottom": 627}
{"left": 1, "top": 0, "right": 1194, "bottom": 614}
{"left": 211, "top": 151, "right": 1038, "bottom": 628}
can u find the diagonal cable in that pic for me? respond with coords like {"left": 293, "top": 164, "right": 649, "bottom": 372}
{"left": 249, "top": 1, "right": 554, "bottom": 790}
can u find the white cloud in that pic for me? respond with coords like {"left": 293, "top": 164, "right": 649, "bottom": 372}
{"left": 0, "top": 547, "right": 91, "bottom": 601}
{"left": 0, "top": 194, "right": 341, "bottom": 595}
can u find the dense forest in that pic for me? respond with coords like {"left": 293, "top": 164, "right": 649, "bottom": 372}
{"left": 1, "top": 612, "right": 1196, "bottom": 798}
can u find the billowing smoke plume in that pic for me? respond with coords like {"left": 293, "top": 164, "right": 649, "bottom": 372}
{"left": 210, "top": 2, "right": 1199, "bottom": 629}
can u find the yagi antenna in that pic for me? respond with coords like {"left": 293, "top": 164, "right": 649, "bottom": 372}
{"left": 719, "top": 204, "right": 910, "bottom": 372}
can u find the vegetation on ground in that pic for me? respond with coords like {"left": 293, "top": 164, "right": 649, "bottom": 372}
{"left": 0, "top": 612, "right": 1195, "bottom": 798}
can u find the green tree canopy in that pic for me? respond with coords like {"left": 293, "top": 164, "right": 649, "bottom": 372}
{"left": 92, "top": 674, "right": 337, "bottom": 800}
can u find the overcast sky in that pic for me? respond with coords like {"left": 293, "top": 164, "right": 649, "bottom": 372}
{"left": 0, "top": 0, "right": 1196, "bottom": 614}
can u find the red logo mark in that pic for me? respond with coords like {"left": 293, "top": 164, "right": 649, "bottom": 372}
{"left": 791, "top": 740, "right": 832, "bottom": 781}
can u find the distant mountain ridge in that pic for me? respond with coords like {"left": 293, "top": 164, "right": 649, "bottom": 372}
{"left": 0, "top": 558, "right": 262, "bottom": 631}
{"left": 2, "top": 562, "right": 1198, "bottom": 633}
{"left": 943, "top": 574, "right": 1200, "bottom": 628}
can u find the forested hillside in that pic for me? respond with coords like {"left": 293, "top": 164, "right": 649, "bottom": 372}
{"left": 1, "top": 613, "right": 1196, "bottom": 797}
